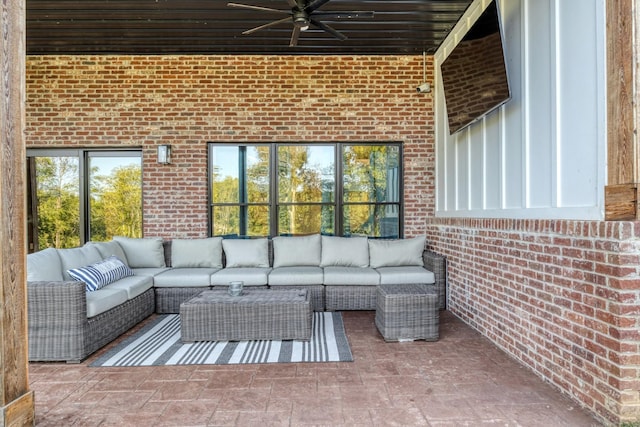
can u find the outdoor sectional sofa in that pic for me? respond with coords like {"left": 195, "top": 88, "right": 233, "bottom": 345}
{"left": 26, "top": 234, "right": 446, "bottom": 362}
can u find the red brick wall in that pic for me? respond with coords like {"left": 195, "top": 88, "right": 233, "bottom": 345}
{"left": 25, "top": 55, "right": 435, "bottom": 238}
{"left": 426, "top": 218, "right": 640, "bottom": 424}
{"left": 27, "top": 54, "right": 638, "bottom": 425}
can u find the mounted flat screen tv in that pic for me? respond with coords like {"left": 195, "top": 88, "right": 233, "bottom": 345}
{"left": 441, "top": 0, "right": 510, "bottom": 134}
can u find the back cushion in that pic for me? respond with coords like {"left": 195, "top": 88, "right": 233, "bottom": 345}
{"left": 222, "top": 238, "right": 269, "bottom": 267}
{"left": 320, "top": 236, "right": 369, "bottom": 267}
{"left": 272, "top": 234, "right": 321, "bottom": 268}
{"left": 57, "top": 245, "right": 104, "bottom": 280}
{"left": 113, "top": 236, "right": 166, "bottom": 268}
{"left": 27, "top": 248, "right": 63, "bottom": 282}
{"left": 86, "top": 241, "right": 129, "bottom": 265}
{"left": 171, "top": 237, "right": 223, "bottom": 268}
{"left": 368, "top": 236, "right": 426, "bottom": 268}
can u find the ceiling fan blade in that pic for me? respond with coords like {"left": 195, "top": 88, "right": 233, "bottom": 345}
{"left": 310, "top": 18, "right": 347, "bottom": 41}
{"left": 304, "top": 0, "right": 331, "bottom": 13}
{"left": 285, "top": 0, "right": 300, "bottom": 9}
{"left": 242, "top": 17, "right": 292, "bottom": 35}
{"left": 289, "top": 26, "right": 301, "bottom": 46}
{"left": 313, "top": 11, "right": 374, "bottom": 19}
{"left": 227, "top": 2, "right": 290, "bottom": 14}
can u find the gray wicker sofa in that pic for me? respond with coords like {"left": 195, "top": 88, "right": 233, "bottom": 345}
{"left": 26, "top": 242, "right": 156, "bottom": 363}
{"left": 26, "top": 234, "right": 445, "bottom": 362}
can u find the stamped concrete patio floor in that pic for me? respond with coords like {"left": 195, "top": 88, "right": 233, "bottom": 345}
{"left": 29, "top": 311, "right": 602, "bottom": 426}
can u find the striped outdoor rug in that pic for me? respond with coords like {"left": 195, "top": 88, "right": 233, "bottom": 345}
{"left": 91, "top": 312, "right": 353, "bottom": 366}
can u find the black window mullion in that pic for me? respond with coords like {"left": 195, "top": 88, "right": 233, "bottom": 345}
{"left": 336, "top": 143, "right": 343, "bottom": 236}
{"left": 270, "top": 143, "right": 278, "bottom": 236}
{"left": 238, "top": 146, "right": 247, "bottom": 236}
{"left": 80, "top": 150, "right": 89, "bottom": 244}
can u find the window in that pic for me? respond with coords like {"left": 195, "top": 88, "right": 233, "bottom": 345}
{"left": 277, "top": 145, "right": 335, "bottom": 235}
{"left": 210, "top": 145, "right": 270, "bottom": 237}
{"left": 26, "top": 149, "right": 142, "bottom": 252}
{"left": 343, "top": 145, "right": 401, "bottom": 237}
{"left": 209, "top": 143, "right": 402, "bottom": 237}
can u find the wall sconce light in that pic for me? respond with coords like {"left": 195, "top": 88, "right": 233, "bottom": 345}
{"left": 157, "top": 145, "right": 171, "bottom": 164}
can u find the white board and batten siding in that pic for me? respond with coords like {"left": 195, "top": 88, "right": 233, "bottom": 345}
{"left": 434, "top": 0, "right": 606, "bottom": 220}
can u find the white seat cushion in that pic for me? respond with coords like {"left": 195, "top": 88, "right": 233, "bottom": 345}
{"left": 268, "top": 266, "right": 323, "bottom": 286}
{"left": 376, "top": 266, "right": 435, "bottom": 285}
{"left": 211, "top": 267, "right": 272, "bottom": 286}
{"left": 104, "top": 275, "right": 154, "bottom": 299}
{"left": 323, "top": 266, "right": 380, "bottom": 286}
{"left": 85, "top": 288, "right": 128, "bottom": 318}
{"left": 153, "top": 268, "right": 220, "bottom": 288}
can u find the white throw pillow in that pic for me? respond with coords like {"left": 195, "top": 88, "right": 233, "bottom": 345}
{"left": 67, "top": 256, "right": 134, "bottom": 292}
{"left": 113, "top": 236, "right": 166, "bottom": 268}
{"left": 320, "top": 236, "right": 369, "bottom": 267}
{"left": 171, "top": 237, "right": 223, "bottom": 268}
{"left": 222, "top": 238, "right": 269, "bottom": 267}
{"left": 272, "top": 234, "right": 321, "bottom": 267}
{"left": 368, "top": 236, "right": 426, "bottom": 268}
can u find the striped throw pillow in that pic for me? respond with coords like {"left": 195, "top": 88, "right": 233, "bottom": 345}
{"left": 67, "top": 256, "right": 134, "bottom": 292}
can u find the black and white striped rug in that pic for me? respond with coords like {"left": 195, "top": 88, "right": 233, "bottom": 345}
{"left": 91, "top": 312, "right": 353, "bottom": 366}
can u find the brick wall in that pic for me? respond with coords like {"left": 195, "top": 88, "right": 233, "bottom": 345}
{"left": 25, "top": 55, "right": 435, "bottom": 238}
{"left": 426, "top": 218, "right": 640, "bottom": 424}
{"left": 27, "top": 54, "right": 639, "bottom": 425}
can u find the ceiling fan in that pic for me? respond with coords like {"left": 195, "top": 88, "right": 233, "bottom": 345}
{"left": 227, "top": 0, "right": 374, "bottom": 46}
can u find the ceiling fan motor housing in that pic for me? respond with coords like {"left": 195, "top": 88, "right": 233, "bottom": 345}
{"left": 293, "top": 10, "right": 310, "bottom": 30}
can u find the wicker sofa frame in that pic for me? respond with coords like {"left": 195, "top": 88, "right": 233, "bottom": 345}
{"left": 324, "top": 251, "right": 446, "bottom": 311}
{"left": 27, "top": 282, "right": 154, "bottom": 363}
{"left": 155, "top": 242, "right": 446, "bottom": 313}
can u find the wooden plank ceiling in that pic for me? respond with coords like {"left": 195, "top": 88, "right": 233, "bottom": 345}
{"left": 27, "top": 0, "right": 473, "bottom": 55}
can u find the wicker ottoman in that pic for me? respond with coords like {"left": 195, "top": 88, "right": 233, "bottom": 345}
{"left": 375, "top": 284, "right": 439, "bottom": 342}
{"left": 180, "top": 289, "right": 312, "bottom": 342}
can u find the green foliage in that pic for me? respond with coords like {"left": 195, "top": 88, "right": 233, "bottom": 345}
{"left": 34, "top": 156, "right": 142, "bottom": 249}
{"left": 90, "top": 164, "right": 142, "bottom": 241}
{"left": 211, "top": 146, "right": 270, "bottom": 236}
{"left": 210, "top": 144, "right": 400, "bottom": 237}
{"left": 277, "top": 145, "right": 334, "bottom": 235}
{"left": 343, "top": 145, "right": 399, "bottom": 236}
{"left": 35, "top": 157, "right": 80, "bottom": 249}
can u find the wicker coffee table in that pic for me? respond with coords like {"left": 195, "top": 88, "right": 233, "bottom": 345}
{"left": 180, "top": 289, "right": 312, "bottom": 342}
{"left": 375, "top": 284, "right": 439, "bottom": 342}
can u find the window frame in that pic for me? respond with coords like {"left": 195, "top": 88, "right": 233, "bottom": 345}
{"left": 208, "top": 142, "right": 404, "bottom": 238}
{"left": 208, "top": 144, "right": 273, "bottom": 237}
{"left": 26, "top": 148, "right": 142, "bottom": 251}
